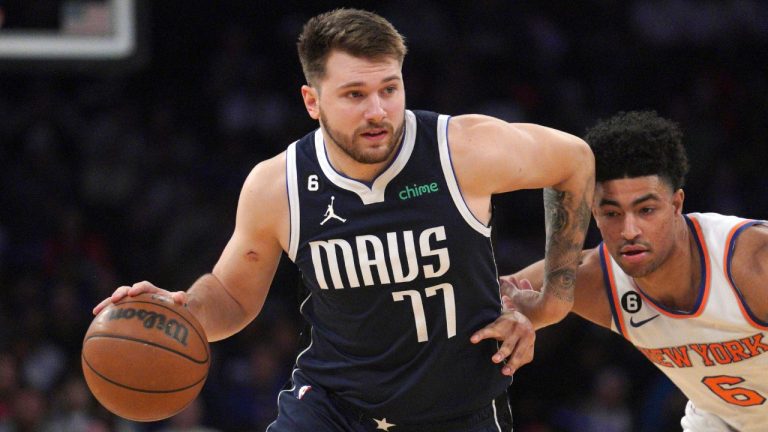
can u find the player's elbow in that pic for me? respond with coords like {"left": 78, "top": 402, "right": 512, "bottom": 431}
{"left": 569, "top": 138, "right": 594, "bottom": 179}
{"left": 554, "top": 138, "right": 594, "bottom": 192}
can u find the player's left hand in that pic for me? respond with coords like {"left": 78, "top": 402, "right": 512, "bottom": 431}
{"left": 470, "top": 309, "right": 535, "bottom": 376}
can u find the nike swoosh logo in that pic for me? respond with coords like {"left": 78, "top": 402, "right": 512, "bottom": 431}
{"left": 629, "top": 314, "right": 660, "bottom": 328}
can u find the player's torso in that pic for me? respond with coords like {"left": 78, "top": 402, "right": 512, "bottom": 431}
{"left": 285, "top": 110, "right": 510, "bottom": 423}
{"left": 602, "top": 212, "right": 768, "bottom": 432}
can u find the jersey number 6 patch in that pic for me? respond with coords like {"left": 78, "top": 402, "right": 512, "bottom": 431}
{"left": 702, "top": 375, "right": 766, "bottom": 407}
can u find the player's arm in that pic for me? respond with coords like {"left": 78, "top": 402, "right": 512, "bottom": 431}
{"left": 729, "top": 223, "right": 768, "bottom": 322}
{"left": 450, "top": 115, "right": 595, "bottom": 326}
{"left": 500, "top": 247, "right": 613, "bottom": 330}
{"left": 184, "top": 155, "right": 288, "bottom": 341}
{"left": 94, "top": 153, "right": 289, "bottom": 342}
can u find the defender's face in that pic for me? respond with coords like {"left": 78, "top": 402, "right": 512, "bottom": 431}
{"left": 593, "top": 176, "right": 684, "bottom": 278}
{"left": 301, "top": 51, "right": 406, "bottom": 164}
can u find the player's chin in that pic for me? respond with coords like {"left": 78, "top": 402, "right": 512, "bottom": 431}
{"left": 619, "top": 262, "right": 654, "bottom": 278}
{"left": 355, "top": 146, "right": 395, "bottom": 164}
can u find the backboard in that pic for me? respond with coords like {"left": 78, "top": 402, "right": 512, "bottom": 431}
{"left": 0, "top": 0, "right": 146, "bottom": 71}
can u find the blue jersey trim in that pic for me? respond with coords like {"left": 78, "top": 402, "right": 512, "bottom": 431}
{"left": 598, "top": 243, "right": 625, "bottom": 338}
{"left": 726, "top": 220, "right": 768, "bottom": 328}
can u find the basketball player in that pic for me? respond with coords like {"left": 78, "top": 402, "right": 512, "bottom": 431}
{"left": 498, "top": 111, "right": 768, "bottom": 432}
{"left": 93, "top": 9, "right": 595, "bottom": 431}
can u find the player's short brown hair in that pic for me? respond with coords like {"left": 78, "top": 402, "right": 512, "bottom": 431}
{"left": 297, "top": 8, "right": 407, "bottom": 87}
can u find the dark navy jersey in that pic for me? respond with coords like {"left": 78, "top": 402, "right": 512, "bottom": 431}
{"left": 285, "top": 110, "right": 511, "bottom": 424}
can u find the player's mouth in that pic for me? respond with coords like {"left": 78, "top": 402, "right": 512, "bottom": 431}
{"left": 360, "top": 128, "right": 388, "bottom": 141}
{"left": 620, "top": 245, "right": 649, "bottom": 264}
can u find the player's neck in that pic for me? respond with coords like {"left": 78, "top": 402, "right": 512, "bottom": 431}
{"left": 634, "top": 216, "right": 701, "bottom": 312}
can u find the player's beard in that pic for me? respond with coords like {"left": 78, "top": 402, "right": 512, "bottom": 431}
{"left": 320, "top": 112, "right": 405, "bottom": 164}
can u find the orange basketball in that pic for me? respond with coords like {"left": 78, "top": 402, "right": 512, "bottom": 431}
{"left": 81, "top": 292, "right": 210, "bottom": 422}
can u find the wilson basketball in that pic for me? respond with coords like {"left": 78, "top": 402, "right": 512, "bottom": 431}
{"left": 81, "top": 293, "right": 210, "bottom": 422}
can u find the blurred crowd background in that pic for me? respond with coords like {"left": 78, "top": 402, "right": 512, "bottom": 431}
{"left": 1, "top": 1, "right": 767, "bottom": 431}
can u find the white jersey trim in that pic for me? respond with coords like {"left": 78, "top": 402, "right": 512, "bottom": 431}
{"left": 266, "top": 291, "right": 316, "bottom": 432}
{"left": 286, "top": 142, "right": 300, "bottom": 261}
{"left": 437, "top": 114, "right": 492, "bottom": 237}
{"left": 314, "top": 110, "right": 417, "bottom": 205}
{"left": 491, "top": 399, "right": 501, "bottom": 431}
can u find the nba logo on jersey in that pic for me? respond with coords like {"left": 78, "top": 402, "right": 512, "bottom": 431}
{"left": 297, "top": 385, "right": 312, "bottom": 400}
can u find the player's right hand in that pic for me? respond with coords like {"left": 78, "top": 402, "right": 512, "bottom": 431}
{"left": 470, "top": 308, "right": 535, "bottom": 375}
{"left": 92, "top": 281, "right": 188, "bottom": 316}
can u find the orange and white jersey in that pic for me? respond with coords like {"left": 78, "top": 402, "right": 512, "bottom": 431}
{"left": 601, "top": 212, "right": 768, "bottom": 432}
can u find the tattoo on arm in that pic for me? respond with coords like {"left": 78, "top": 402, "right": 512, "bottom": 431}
{"left": 542, "top": 185, "right": 592, "bottom": 302}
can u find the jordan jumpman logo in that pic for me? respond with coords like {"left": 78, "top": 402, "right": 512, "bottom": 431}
{"left": 320, "top": 196, "right": 346, "bottom": 225}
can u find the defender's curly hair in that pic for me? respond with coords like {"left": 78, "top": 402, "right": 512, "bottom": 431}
{"left": 584, "top": 110, "right": 689, "bottom": 190}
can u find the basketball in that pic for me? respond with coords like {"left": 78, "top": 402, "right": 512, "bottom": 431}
{"left": 81, "top": 292, "right": 210, "bottom": 422}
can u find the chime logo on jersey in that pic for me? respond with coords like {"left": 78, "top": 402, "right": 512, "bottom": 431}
{"left": 309, "top": 226, "right": 450, "bottom": 289}
{"left": 398, "top": 181, "right": 439, "bottom": 200}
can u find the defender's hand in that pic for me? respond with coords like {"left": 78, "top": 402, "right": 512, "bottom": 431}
{"left": 500, "top": 275, "right": 573, "bottom": 329}
{"left": 499, "top": 275, "right": 540, "bottom": 311}
{"left": 92, "top": 281, "right": 188, "bottom": 316}
{"left": 470, "top": 309, "right": 535, "bottom": 376}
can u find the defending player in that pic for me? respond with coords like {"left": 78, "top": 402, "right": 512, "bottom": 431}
{"left": 498, "top": 111, "right": 767, "bottom": 432}
{"left": 94, "top": 8, "right": 594, "bottom": 431}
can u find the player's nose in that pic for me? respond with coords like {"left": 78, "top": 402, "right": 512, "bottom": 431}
{"left": 620, "top": 215, "right": 641, "bottom": 240}
{"left": 363, "top": 95, "right": 386, "bottom": 122}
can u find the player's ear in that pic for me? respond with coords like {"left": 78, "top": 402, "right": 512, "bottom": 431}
{"left": 673, "top": 188, "right": 684, "bottom": 215}
{"left": 302, "top": 85, "right": 320, "bottom": 120}
{"left": 591, "top": 191, "right": 601, "bottom": 221}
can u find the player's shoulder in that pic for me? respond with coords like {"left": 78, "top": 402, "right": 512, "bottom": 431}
{"left": 731, "top": 221, "right": 768, "bottom": 271}
{"left": 572, "top": 246, "right": 613, "bottom": 327}
{"left": 444, "top": 114, "right": 514, "bottom": 161}
{"left": 447, "top": 114, "right": 575, "bottom": 148}
{"left": 246, "top": 152, "right": 286, "bottom": 184}
{"left": 234, "top": 151, "right": 290, "bottom": 236}
{"left": 578, "top": 247, "right": 606, "bottom": 287}
{"left": 241, "top": 152, "right": 288, "bottom": 203}
{"left": 730, "top": 222, "right": 768, "bottom": 321}
{"left": 580, "top": 246, "right": 602, "bottom": 263}
{"left": 448, "top": 113, "right": 506, "bottom": 137}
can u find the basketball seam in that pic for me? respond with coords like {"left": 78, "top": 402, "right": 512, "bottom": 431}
{"left": 84, "top": 333, "right": 209, "bottom": 363}
{"left": 82, "top": 354, "right": 208, "bottom": 393}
